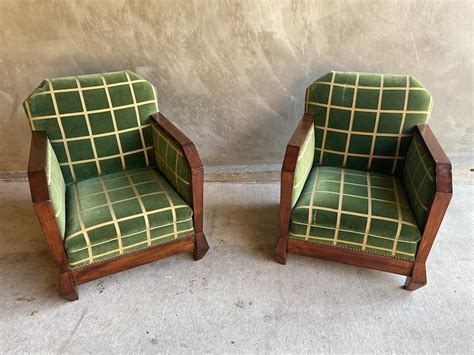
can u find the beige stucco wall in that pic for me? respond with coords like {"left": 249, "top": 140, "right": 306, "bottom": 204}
{"left": 0, "top": 0, "right": 472, "bottom": 173}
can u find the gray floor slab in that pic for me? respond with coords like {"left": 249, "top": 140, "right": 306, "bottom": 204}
{"left": 0, "top": 181, "right": 472, "bottom": 353}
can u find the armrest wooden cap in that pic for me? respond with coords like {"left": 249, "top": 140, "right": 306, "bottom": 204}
{"left": 282, "top": 113, "right": 314, "bottom": 173}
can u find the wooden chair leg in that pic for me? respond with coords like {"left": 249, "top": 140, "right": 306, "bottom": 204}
{"left": 59, "top": 271, "right": 79, "bottom": 301}
{"left": 404, "top": 262, "right": 427, "bottom": 291}
{"left": 273, "top": 236, "right": 288, "bottom": 265}
{"left": 193, "top": 232, "right": 209, "bottom": 261}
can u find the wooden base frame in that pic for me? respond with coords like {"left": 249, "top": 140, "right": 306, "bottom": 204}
{"left": 28, "top": 113, "right": 209, "bottom": 301}
{"left": 273, "top": 116, "right": 452, "bottom": 290}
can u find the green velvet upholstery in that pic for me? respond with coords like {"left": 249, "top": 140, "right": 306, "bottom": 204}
{"left": 402, "top": 133, "right": 435, "bottom": 229}
{"left": 305, "top": 71, "right": 432, "bottom": 175}
{"left": 24, "top": 70, "right": 158, "bottom": 185}
{"left": 64, "top": 167, "right": 194, "bottom": 268}
{"left": 46, "top": 139, "right": 67, "bottom": 238}
{"left": 289, "top": 166, "right": 421, "bottom": 260}
{"left": 152, "top": 124, "right": 192, "bottom": 204}
{"left": 292, "top": 125, "right": 315, "bottom": 207}
{"left": 25, "top": 71, "right": 200, "bottom": 269}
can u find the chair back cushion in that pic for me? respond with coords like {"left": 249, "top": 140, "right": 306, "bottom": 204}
{"left": 24, "top": 70, "right": 158, "bottom": 184}
{"left": 305, "top": 71, "right": 432, "bottom": 175}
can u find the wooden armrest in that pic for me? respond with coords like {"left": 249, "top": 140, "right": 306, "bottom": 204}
{"left": 150, "top": 112, "right": 204, "bottom": 232}
{"left": 28, "top": 131, "right": 49, "bottom": 203}
{"left": 279, "top": 113, "right": 315, "bottom": 240}
{"left": 151, "top": 112, "right": 203, "bottom": 170}
{"left": 282, "top": 113, "right": 315, "bottom": 173}
{"left": 415, "top": 125, "right": 452, "bottom": 194}
{"left": 27, "top": 131, "right": 70, "bottom": 271}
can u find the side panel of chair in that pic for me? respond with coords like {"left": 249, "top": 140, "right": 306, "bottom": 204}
{"left": 274, "top": 114, "right": 314, "bottom": 264}
{"left": 151, "top": 113, "right": 209, "bottom": 260}
{"left": 28, "top": 131, "right": 79, "bottom": 300}
{"left": 404, "top": 125, "right": 452, "bottom": 290}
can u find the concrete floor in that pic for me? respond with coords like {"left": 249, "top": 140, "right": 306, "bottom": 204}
{"left": 0, "top": 180, "right": 472, "bottom": 353}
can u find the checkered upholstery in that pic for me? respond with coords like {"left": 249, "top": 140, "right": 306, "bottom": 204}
{"left": 152, "top": 125, "right": 192, "bottom": 204}
{"left": 292, "top": 125, "right": 315, "bottom": 207}
{"left": 24, "top": 70, "right": 158, "bottom": 185}
{"left": 403, "top": 133, "right": 435, "bottom": 229}
{"left": 289, "top": 166, "right": 421, "bottom": 260}
{"left": 305, "top": 71, "right": 432, "bottom": 175}
{"left": 64, "top": 167, "right": 194, "bottom": 268}
{"left": 46, "top": 139, "right": 67, "bottom": 238}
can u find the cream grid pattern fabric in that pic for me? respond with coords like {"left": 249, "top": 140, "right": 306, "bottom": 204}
{"left": 152, "top": 124, "right": 192, "bottom": 203}
{"left": 305, "top": 71, "right": 432, "bottom": 175}
{"left": 64, "top": 167, "right": 194, "bottom": 268}
{"left": 402, "top": 133, "right": 435, "bottom": 229}
{"left": 24, "top": 71, "right": 158, "bottom": 185}
{"left": 289, "top": 166, "right": 422, "bottom": 259}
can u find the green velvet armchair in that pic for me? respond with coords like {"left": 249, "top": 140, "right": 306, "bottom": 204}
{"left": 25, "top": 70, "right": 209, "bottom": 300}
{"left": 274, "top": 71, "right": 452, "bottom": 290}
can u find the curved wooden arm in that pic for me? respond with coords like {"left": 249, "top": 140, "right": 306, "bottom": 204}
{"left": 277, "top": 113, "right": 315, "bottom": 252}
{"left": 413, "top": 124, "right": 452, "bottom": 265}
{"left": 27, "top": 131, "right": 70, "bottom": 272}
{"left": 28, "top": 131, "right": 50, "bottom": 203}
{"left": 151, "top": 112, "right": 204, "bottom": 233}
{"left": 282, "top": 113, "right": 315, "bottom": 173}
{"left": 281, "top": 113, "right": 315, "bottom": 208}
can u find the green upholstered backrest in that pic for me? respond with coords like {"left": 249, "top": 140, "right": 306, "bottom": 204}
{"left": 24, "top": 71, "right": 158, "bottom": 185}
{"left": 305, "top": 71, "right": 432, "bottom": 175}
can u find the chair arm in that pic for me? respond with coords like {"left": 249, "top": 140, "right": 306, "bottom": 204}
{"left": 28, "top": 131, "right": 50, "bottom": 203}
{"left": 280, "top": 114, "right": 315, "bottom": 237}
{"left": 282, "top": 113, "right": 315, "bottom": 173}
{"left": 403, "top": 124, "right": 452, "bottom": 264}
{"left": 282, "top": 114, "right": 315, "bottom": 206}
{"left": 28, "top": 131, "right": 70, "bottom": 271}
{"left": 150, "top": 113, "right": 204, "bottom": 233}
{"left": 28, "top": 131, "right": 67, "bottom": 236}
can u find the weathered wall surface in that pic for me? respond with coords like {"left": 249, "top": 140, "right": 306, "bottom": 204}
{"left": 0, "top": 0, "right": 472, "bottom": 172}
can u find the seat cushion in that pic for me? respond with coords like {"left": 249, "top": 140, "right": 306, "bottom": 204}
{"left": 289, "top": 166, "right": 421, "bottom": 260}
{"left": 64, "top": 167, "right": 194, "bottom": 268}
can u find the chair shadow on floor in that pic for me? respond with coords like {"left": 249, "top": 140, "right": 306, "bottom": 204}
{"left": 203, "top": 200, "right": 412, "bottom": 295}
{"left": 2, "top": 188, "right": 413, "bottom": 305}
{"left": 204, "top": 203, "right": 280, "bottom": 261}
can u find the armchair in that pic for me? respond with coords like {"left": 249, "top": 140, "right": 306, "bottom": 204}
{"left": 274, "top": 71, "right": 452, "bottom": 290}
{"left": 25, "top": 70, "right": 209, "bottom": 300}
